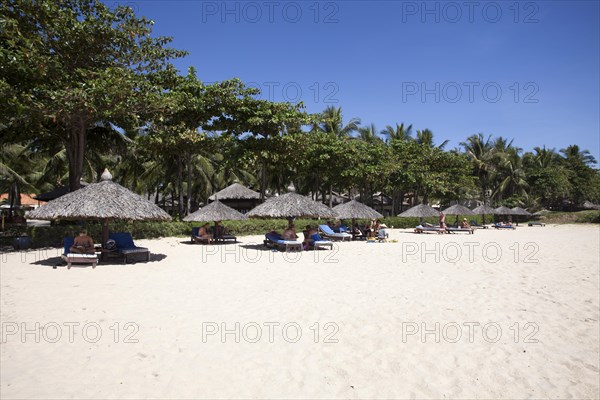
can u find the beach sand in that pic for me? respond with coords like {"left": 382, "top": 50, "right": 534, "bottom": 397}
{"left": 1, "top": 224, "right": 599, "bottom": 399}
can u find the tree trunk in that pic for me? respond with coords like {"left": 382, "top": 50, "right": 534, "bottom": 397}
{"left": 260, "top": 159, "right": 267, "bottom": 199}
{"left": 66, "top": 114, "right": 87, "bottom": 191}
{"left": 8, "top": 181, "right": 21, "bottom": 218}
{"left": 186, "top": 152, "right": 192, "bottom": 216}
{"left": 177, "top": 155, "right": 184, "bottom": 220}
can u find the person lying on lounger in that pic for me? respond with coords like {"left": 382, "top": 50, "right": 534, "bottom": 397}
{"left": 70, "top": 230, "right": 95, "bottom": 254}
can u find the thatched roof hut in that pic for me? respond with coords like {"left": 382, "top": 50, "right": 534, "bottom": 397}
{"left": 398, "top": 204, "right": 440, "bottom": 218}
{"left": 209, "top": 183, "right": 260, "bottom": 201}
{"left": 34, "top": 181, "right": 89, "bottom": 202}
{"left": 333, "top": 200, "right": 383, "bottom": 220}
{"left": 183, "top": 200, "right": 247, "bottom": 222}
{"left": 247, "top": 192, "right": 337, "bottom": 227}
{"left": 27, "top": 169, "right": 170, "bottom": 243}
{"left": 207, "top": 183, "right": 261, "bottom": 214}
{"left": 442, "top": 204, "right": 475, "bottom": 216}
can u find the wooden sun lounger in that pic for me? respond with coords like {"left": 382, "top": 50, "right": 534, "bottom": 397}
{"left": 264, "top": 232, "right": 302, "bottom": 252}
{"left": 493, "top": 224, "right": 516, "bottom": 230}
{"left": 318, "top": 225, "right": 352, "bottom": 241}
{"left": 446, "top": 227, "right": 474, "bottom": 234}
{"left": 414, "top": 226, "right": 445, "bottom": 234}
{"left": 109, "top": 232, "right": 150, "bottom": 263}
{"left": 528, "top": 222, "right": 546, "bottom": 227}
{"left": 62, "top": 238, "right": 98, "bottom": 269}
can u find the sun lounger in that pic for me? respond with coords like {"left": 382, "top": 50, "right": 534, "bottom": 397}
{"left": 309, "top": 233, "right": 333, "bottom": 250}
{"left": 493, "top": 223, "right": 516, "bottom": 230}
{"left": 528, "top": 222, "right": 546, "bottom": 227}
{"left": 61, "top": 237, "right": 98, "bottom": 269}
{"left": 446, "top": 227, "right": 474, "bottom": 234}
{"left": 264, "top": 232, "right": 302, "bottom": 252}
{"left": 319, "top": 225, "right": 352, "bottom": 241}
{"left": 215, "top": 232, "right": 237, "bottom": 242}
{"left": 414, "top": 225, "right": 445, "bottom": 234}
{"left": 108, "top": 232, "right": 150, "bottom": 263}
{"left": 470, "top": 220, "right": 487, "bottom": 229}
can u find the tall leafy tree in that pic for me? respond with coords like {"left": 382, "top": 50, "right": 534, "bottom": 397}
{"left": 1, "top": 0, "right": 186, "bottom": 191}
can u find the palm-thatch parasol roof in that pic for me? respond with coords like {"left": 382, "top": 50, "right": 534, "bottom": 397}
{"left": 398, "top": 204, "right": 440, "bottom": 218}
{"left": 208, "top": 183, "right": 260, "bottom": 201}
{"left": 27, "top": 169, "right": 171, "bottom": 243}
{"left": 511, "top": 207, "right": 531, "bottom": 216}
{"left": 247, "top": 192, "right": 337, "bottom": 227}
{"left": 183, "top": 200, "right": 247, "bottom": 222}
{"left": 34, "top": 181, "right": 89, "bottom": 202}
{"left": 333, "top": 200, "right": 383, "bottom": 220}
{"left": 494, "top": 206, "right": 516, "bottom": 215}
{"left": 442, "top": 204, "right": 475, "bottom": 216}
{"left": 472, "top": 205, "right": 496, "bottom": 215}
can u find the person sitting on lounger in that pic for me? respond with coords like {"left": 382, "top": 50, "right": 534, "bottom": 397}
{"left": 199, "top": 223, "right": 214, "bottom": 244}
{"left": 303, "top": 225, "right": 318, "bottom": 249}
{"left": 283, "top": 225, "right": 298, "bottom": 241}
{"left": 373, "top": 219, "right": 382, "bottom": 235}
{"left": 70, "top": 230, "right": 95, "bottom": 254}
{"left": 364, "top": 221, "right": 374, "bottom": 238}
{"left": 460, "top": 218, "right": 471, "bottom": 229}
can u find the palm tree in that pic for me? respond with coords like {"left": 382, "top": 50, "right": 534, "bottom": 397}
{"left": 0, "top": 144, "right": 39, "bottom": 218}
{"left": 461, "top": 134, "right": 495, "bottom": 203}
{"left": 382, "top": 123, "right": 413, "bottom": 142}
{"left": 357, "top": 123, "right": 382, "bottom": 143}
{"left": 494, "top": 147, "right": 529, "bottom": 201}
{"left": 532, "top": 146, "right": 558, "bottom": 169}
{"left": 416, "top": 129, "right": 449, "bottom": 149}
{"left": 560, "top": 145, "right": 597, "bottom": 166}
{"left": 318, "top": 106, "right": 360, "bottom": 137}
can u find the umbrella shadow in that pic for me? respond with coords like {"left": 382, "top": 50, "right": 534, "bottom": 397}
{"left": 239, "top": 243, "right": 272, "bottom": 252}
{"left": 29, "top": 253, "right": 168, "bottom": 268}
{"left": 179, "top": 239, "right": 241, "bottom": 246}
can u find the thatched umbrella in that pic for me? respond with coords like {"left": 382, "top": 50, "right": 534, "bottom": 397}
{"left": 494, "top": 206, "right": 517, "bottom": 224}
{"left": 511, "top": 207, "right": 531, "bottom": 216}
{"left": 247, "top": 192, "right": 337, "bottom": 228}
{"left": 183, "top": 200, "right": 247, "bottom": 222}
{"left": 398, "top": 203, "right": 440, "bottom": 225}
{"left": 333, "top": 200, "right": 383, "bottom": 220}
{"left": 333, "top": 200, "right": 383, "bottom": 231}
{"left": 442, "top": 204, "right": 475, "bottom": 226}
{"left": 27, "top": 169, "right": 171, "bottom": 244}
{"left": 510, "top": 207, "right": 531, "bottom": 226}
{"left": 472, "top": 204, "right": 496, "bottom": 225}
{"left": 495, "top": 206, "right": 515, "bottom": 215}
{"left": 208, "top": 183, "right": 260, "bottom": 201}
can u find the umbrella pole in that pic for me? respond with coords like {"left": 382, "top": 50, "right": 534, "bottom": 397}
{"left": 101, "top": 220, "right": 109, "bottom": 245}
{"left": 287, "top": 217, "right": 294, "bottom": 229}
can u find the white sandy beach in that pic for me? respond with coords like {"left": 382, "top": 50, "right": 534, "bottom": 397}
{"left": 1, "top": 224, "right": 599, "bottom": 399}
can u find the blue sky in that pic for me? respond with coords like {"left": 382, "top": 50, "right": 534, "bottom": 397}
{"left": 121, "top": 0, "right": 599, "bottom": 161}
